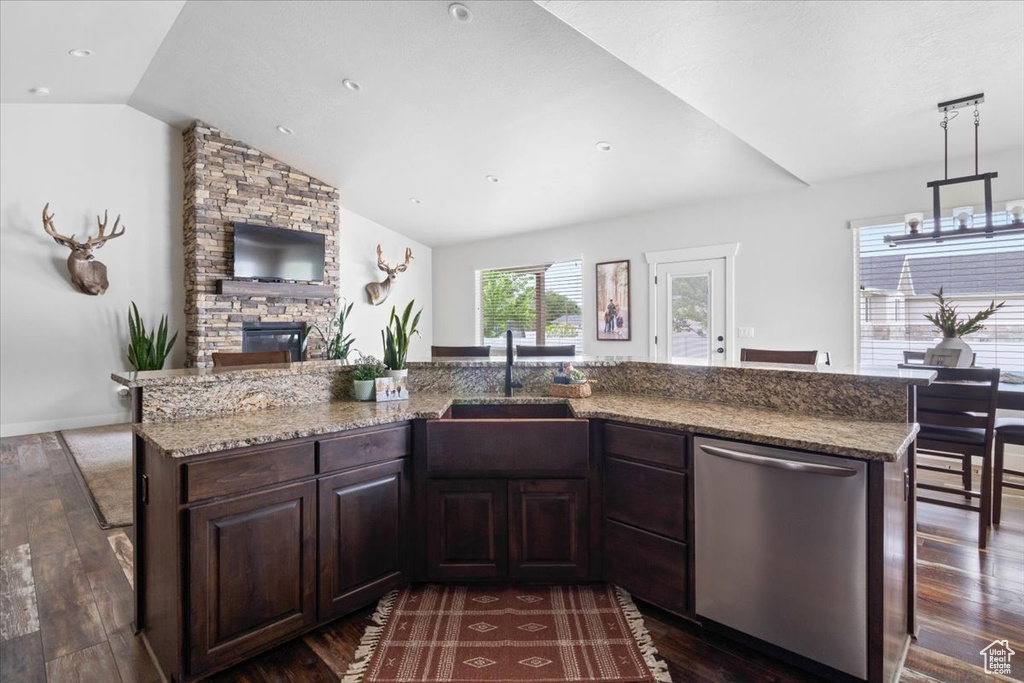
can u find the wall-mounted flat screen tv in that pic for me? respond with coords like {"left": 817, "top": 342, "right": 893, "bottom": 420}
{"left": 232, "top": 223, "right": 326, "bottom": 282}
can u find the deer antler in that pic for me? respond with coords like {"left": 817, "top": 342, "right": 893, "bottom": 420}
{"left": 42, "top": 203, "right": 82, "bottom": 249}
{"left": 86, "top": 210, "right": 125, "bottom": 250}
{"left": 395, "top": 247, "right": 414, "bottom": 273}
{"left": 376, "top": 244, "right": 392, "bottom": 273}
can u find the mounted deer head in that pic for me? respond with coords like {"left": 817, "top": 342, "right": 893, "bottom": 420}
{"left": 365, "top": 244, "right": 413, "bottom": 306}
{"left": 42, "top": 203, "right": 125, "bottom": 295}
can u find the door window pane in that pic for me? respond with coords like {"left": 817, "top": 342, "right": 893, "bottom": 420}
{"left": 671, "top": 274, "right": 710, "bottom": 361}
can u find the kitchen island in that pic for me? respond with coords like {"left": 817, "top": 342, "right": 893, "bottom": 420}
{"left": 118, "top": 359, "right": 931, "bottom": 683}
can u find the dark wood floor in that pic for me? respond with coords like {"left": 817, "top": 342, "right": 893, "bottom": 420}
{"left": 1, "top": 432, "right": 1021, "bottom": 682}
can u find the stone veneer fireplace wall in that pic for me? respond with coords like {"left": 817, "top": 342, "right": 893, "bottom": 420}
{"left": 182, "top": 121, "right": 339, "bottom": 367}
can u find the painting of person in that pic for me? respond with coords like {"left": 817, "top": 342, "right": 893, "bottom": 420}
{"left": 596, "top": 260, "right": 630, "bottom": 341}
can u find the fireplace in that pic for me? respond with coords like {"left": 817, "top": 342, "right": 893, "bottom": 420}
{"left": 242, "top": 322, "right": 305, "bottom": 361}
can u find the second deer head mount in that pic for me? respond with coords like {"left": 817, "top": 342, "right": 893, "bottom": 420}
{"left": 365, "top": 244, "right": 413, "bottom": 306}
{"left": 42, "top": 203, "right": 126, "bottom": 295}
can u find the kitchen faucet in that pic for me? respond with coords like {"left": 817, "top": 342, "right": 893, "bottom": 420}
{"left": 505, "top": 330, "right": 522, "bottom": 397}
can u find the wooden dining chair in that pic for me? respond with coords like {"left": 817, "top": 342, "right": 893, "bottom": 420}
{"left": 516, "top": 344, "right": 575, "bottom": 357}
{"left": 431, "top": 345, "right": 492, "bottom": 357}
{"left": 901, "top": 365, "right": 1000, "bottom": 548}
{"left": 740, "top": 348, "right": 820, "bottom": 365}
{"left": 211, "top": 350, "right": 291, "bottom": 367}
{"left": 993, "top": 418, "right": 1024, "bottom": 526}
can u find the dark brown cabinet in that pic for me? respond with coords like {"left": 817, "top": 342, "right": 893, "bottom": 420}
{"left": 602, "top": 422, "right": 691, "bottom": 618}
{"left": 509, "top": 479, "right": 589, "bottom": 579}
{"left": 318, "top": 458, "right": 410, "bottom": 620}
{"left": 188, "top": 480, "right": 317, "bottom": 675}
{"left": 426, "top": 479, "right": 508, "bottom": 579}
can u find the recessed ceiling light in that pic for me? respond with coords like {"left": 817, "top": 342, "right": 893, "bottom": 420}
{"left": 485, "top": 175, "right": 499, "bottom": 184}
{"left": 449, "top": 3, "right": 472, "bottom": 22}
{"left": 68, "top": 48, "right": 93, "bottom": 58}
{"left": 276, "top": 125, "right": 295, "bottom": 135}
{"left": 29, "top": 87, "right": 50, "bottom": 96}
{"left": 596, "top": 141, "right": 613, "bottom": 152}
{"left": 409, "top": 197, "right": 421, "bottom": 204}
{"left": 342, "top": 79, "right": 361, "bottom": 92}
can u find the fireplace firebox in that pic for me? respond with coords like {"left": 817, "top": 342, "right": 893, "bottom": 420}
{"left": 242, "top": 322, "right": 305, "bottom": 361}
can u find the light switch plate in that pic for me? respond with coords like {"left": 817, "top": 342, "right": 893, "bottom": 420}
{"left": 738, "top": 327, "right": 755, "bottom": 339}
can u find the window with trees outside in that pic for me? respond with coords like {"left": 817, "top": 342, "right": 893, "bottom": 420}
{"left": 856, "top": 212, "right": 1023, "bottom": 380}
{"left": 478, "top": 260, "right": 583, "bottom": 350}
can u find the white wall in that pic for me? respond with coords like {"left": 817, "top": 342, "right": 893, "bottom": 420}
{"left": 0, "top": 104, "right": 185, "bottom": 435}
{"left": 432, "top": 148, "right": 1024, "bottom": 365}
{"left": 338, "top": 207, "right": 433, "bottom": 363}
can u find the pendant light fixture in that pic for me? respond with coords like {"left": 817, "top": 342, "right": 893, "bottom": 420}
{"left": 885, "top": 93, "right": 1023, "bottom": 246}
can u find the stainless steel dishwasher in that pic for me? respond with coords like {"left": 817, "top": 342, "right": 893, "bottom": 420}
{"left": 694, "top": 436, "right": 867, "bottom": 679}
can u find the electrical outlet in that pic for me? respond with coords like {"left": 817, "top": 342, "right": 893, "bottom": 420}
{"left": 738, "top": 327, "right": 755, "bottom": 339}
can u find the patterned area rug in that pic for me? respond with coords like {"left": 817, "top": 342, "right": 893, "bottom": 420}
{"left": 59, "top": 423, "right": 133, "bottom": 528}
{"left": 343, "top": 584, "right": 671, "bottom": 682}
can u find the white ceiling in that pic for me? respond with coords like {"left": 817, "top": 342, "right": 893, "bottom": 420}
{"left": 538, "top": 0, "right": 1024, "bottom": 184}
{"left": 0, "top": 0, "right": 185, "bottom": 103}
{"left": 1, "top": 1, "right": 1021, "bottom": 246}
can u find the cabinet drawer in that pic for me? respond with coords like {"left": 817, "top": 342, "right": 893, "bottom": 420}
{"left": 605, "top": 457, "right": 687, "bottom": 541}
{"left": 185, "top": 442, "right": 315, "bottom": 503}
{"left": 605, "top": 519, "right": 688, "bottom": 616}
{"left": 426, "top": 420, "right": 589, "bottom": 475}
{"left": 604, "top": 423, "right": 687, "bottom": 470}
{"left": 318, "top": 424, "right": 411, "bottom": 474}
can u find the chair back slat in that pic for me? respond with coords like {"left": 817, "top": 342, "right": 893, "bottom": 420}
{"left": 917, "top": 410, "right": 989, "bottom": 429}
{"left": 516, "top": 344, "right": 575, "bottom": 357}
{"left": 917, "top": 393, "right": 995, "bottom": 413}
{"left": 431, "top": 345, "right": 492, "bottom": 357}
{"left": 740, "top": 348, "right": 819, "bottom": 364}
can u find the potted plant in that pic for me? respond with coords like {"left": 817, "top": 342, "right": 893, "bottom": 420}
{"left": 127, "top": 302, "right": 178, "bottom": 371}
{"left": 351, "top": 354, "right": 387, "bottom": 401}
{"left": 305, "top": 301, "right": 355, "bottom": 362}
{"left": 382, "top": 299, "right": 422, "bottom": 381}
{"left": 924, "top": 287, "right": 1005, "bottom": 367}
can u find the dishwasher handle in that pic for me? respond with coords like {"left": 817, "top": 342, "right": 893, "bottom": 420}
{"left": 698, "top": 444, "right": 858, "bottom": 477}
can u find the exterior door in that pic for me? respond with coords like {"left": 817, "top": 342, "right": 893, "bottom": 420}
{"left": 318, "top": 459, "right": 409, "bottom": 620}
{"left": 508, "top": 479, "right": 589, "bottom": 580}
{"left": 188, "top": 481, "right": 316, "bottom": 675}
{"left": 655, "top": 258, "right": 726, "bottom": 364}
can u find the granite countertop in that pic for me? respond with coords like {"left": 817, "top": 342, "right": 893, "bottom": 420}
{"left": 137, "top": 392, "right": 918, "bottom": 462}
{"left": 112, "top": 357, "right": 935, "bottom": 388}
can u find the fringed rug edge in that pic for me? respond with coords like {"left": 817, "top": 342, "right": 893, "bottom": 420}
{"left": 340, "top": 589, "right": 398, "bottom": 683}
{"left": 614, "top": 586, "right": 673, "bottom": 683}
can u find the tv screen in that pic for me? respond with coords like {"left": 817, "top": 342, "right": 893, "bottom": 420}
{"left": 232, "top": 223, "right": 326, "bottom": 282}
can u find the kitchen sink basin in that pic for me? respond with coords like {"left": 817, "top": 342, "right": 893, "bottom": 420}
{"left": 446, "top": 403, "right": 572, "bottom": 420}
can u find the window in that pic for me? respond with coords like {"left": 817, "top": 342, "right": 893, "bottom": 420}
{"left": 855, "top": 213, "right": 1024, "bottom": 378}
{"left": 478, "top": 260, "right": 583, "bottom": 349}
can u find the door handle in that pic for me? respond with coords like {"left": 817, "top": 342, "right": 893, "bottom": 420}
{"left": 699, "top": 445, "right": 858, "bottom": 477}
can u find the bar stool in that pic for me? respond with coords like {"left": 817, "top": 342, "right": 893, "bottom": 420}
{"left": 993, "top": 417, "right": 1024, "bottom": 526}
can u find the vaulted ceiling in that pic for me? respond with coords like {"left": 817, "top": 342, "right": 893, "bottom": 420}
{"left": 2, "top": 1, "right": 1021, "bottom": 246}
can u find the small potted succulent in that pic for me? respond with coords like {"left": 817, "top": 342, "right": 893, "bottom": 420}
{"left": 351, "top": 354, "right": 387, "bottom": 401}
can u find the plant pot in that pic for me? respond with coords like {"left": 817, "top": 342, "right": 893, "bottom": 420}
{"left": 934, "top": 336, "right": 974, "bottom": 367}
{"left": 353, "top": 379, "right": 376, "bottom": 401}
{"left": 387, "top": 368, "right": 408, "bottom": 382}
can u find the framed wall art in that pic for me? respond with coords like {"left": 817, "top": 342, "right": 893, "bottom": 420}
{"left": 596, "top": 260, "right": 630, "bottom": 341}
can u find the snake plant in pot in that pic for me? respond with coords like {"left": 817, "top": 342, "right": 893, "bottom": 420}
{"left": 127, "top": 302, "right": 178, "bottom": 371}
{"left": 305, "top": 300, "right": 355, "bottom": 362}
{"left": 924, "top": 287, "right": 1005, "bottom": 367}
{"left": 382, "top": 299, "right": 422, "bottom": 380}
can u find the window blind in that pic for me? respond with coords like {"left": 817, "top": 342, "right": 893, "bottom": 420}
{"left": 855, "top": 213, "right": 1024, "bottom": 378}
{"left": 478, "top": 260, "right": 584, "bottom": 349}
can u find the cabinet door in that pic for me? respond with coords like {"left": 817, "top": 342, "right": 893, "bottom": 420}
{"left": 426, "top": 479, "right": 507, "bottom": 580}
{"left": 509, "top": 479, "right": 589, "bottom": 580}
{"left": 319, "top": 459, "right": 409, "bottom": 619}
{"left": 189, "top": 481, "right": 316, "bottom": 675}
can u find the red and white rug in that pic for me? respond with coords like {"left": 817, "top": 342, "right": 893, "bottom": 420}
{"left": 343, "top": 584, "right": 671, "bottom": 682}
